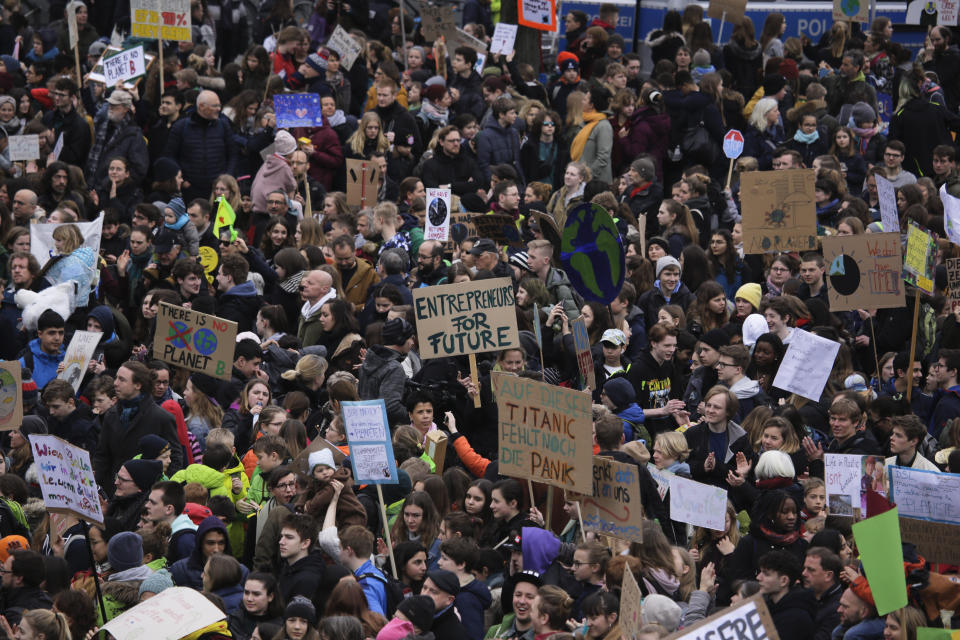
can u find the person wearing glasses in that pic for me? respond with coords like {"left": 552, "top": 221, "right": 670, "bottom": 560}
{"left": 716, "top": 345, "right": 769, "bottom": 423}
{"left": 41, "top": 77, "right": 90, "bottom": 169}
{"left": 86, "top": 89, "right": 149, "bottom": 189}
{"left": 163, "top": 89, "right": 237, "bottom": 202}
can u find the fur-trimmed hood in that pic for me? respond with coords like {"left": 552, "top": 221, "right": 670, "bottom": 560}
{"left": 786, "top": 98, "right": 828, "bottom": 124}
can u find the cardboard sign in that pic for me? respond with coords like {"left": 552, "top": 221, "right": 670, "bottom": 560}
{"left": 875, "top": 175, "right": 899, "bottom": 232}
{"left": 903, "top": 220, "right": 936, "bottom": 294}
{"left": 413, "top": 278, "right": 520, "bottom": 359}
{"left": 825, "top": 454, "right": 887, "bottom": 517}
{"left": 852, "top": 508, "right": 908, "bottom": 615}
{"left": 101, "top": 587, "right": 228, "bottom": 640}
{"left": 571, "top": 315, "right": 595, "bottom": 391}
{"left": 31, "top": 215, "right": 104, "bottom": 273}
{"left": 131, "top": 0, "right": 192, "bottom": 42}
{"left": 889, "top": 465, "right": 960, "bottom": 525}
{"left": 153, "top": 302, "right": 238, "bottom": 379}
{"left": 493, "top": 372, "right": 593, "bottom": 494}
{"left": 326, "top": 25, "right": 362, "bottom": 71}
{"left": 274, "top": 93, "right": 324, "bottom": 128}
{"left": 620, "top": 568, "right": 643, "bottom": 640}
{"left": 518, "top": 0, "right": 557, "bottom": 31}
{"left": 59, "top": 330, "right": 101, "bottom": 393}
{"left": 8, "top": 134, "right": 39, "bottom": 162}
{"left": 899, "top": 516, "right": 960, "bottom": 564}
{"left": 102, "top": 45, "right": 146, "bottom": 85}
{"left": 772, "top": 330, "right": 841, "bottom": 402}
{"left": 424, "top": 430, "right": 448, "bottom": 473}
{"left": 668, "top": 475, "right": 728, "bottom": 530}
{"left": 821, "top": 233, "right": 904, "bottom": 312}
{"left": 88, "top": 45, "right": 156, "bottom": 88}
{"left": 946, "top": 258, "right": 960, "bottom": 314}
{"left": 345, "top": 159, "right": 379, "bottom": 208}
{"left": 707, "top": 0, "right": 747, "bottom": 21}
{"left": 666, "top": 594, "right": 779, "bottom": 640}
{"left": 473, "top": 213, "right": 522, "bottom": 247}
{"left": 0, "top": 361, "right": 22, "bottom": 431}
{"left": 834, "top": 0, "right": 869, "bottom": 22}
{"left": 941, "top": 184, "right": 960, "bottom": 247}
{"left": 562, "top": 202, "right": 625, "bottom": 305}
{"left": 740, "top": 169, "right": 818, "bottom": 254}
{"left": 447, "top": 211, "right": 477, "bottom": 250}
{"left": 572, "top": 456, "right": 644, "bottom": 542}
{"left": 30, "top": 435, "right": 103, "bottom": 523}
{"left": 425, "top": 188, "right": 451, "bottom": 242}
{"left": 419, "top": 2, "right": 456, "bottom": 41}
{"left": 67, "top": 0, "right": 80, "bottom": 49}
{"left": 449, "top": 27, "right": 489, "bottom": 54}
{"left": 491, "top": 23, "right": 518, "bottom": 55}
{"left": 342, "top": 400, "right": 398, "bottom": 484}
{"left": 293, "top": 437, "right": 347, "bottom": 476}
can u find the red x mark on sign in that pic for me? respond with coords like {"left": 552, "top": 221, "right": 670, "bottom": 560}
{"left": 166, "top": 321, "right": 193, "bottom": 351}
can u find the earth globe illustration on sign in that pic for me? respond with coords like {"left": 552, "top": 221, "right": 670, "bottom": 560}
{"left": 560, "top": 203, "right": 625, "bottom": 304}
{"left": 841, "top": 0, "right": 861, "bottom": 17}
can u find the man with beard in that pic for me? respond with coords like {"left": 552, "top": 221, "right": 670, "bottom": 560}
{"left": 106, "top": 459, "right": 164, "bottom": 531}
{"left": 86, "top": 90, "right": 149, "bottom": 187}
{"left": 37, "top": 162, "right": 87, "bottom": 217}
{"left": 413, "top": 240, "right": 446, "bottom": 288}
{"left": 42, "top": 76, "right": 91, "bottom": 168}
{"left": 333, "top": 234, "right": 378, "bottom": 309}
{"left": 923, "top": 26, "right": 960, "bottom": 113}
{"left": 421, "top": 125, "right": 485, "bottom": 211}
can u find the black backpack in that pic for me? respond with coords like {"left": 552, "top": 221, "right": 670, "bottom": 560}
{"left": 358, "top": 571, "right": 405, "bottom": 617}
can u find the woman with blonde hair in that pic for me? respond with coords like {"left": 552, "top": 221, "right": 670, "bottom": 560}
{"left": 5, "top": 609, "right": 72, "bottom": 640}
{"left": 40, "top": 223, "right": 97, "bottom": 309}
{"left": 211, "top": 174, "right": 243, "bottom": 213}
{"left": 546, "top": 162, "right": 591, "bottom": 228}
{"left": 882, "top": 606, "right": 926, "bottom": 640}
{"left": 744, "top": 97, "right": 785, "bottom": 170}
{"left": 346, "top": 112, "right": 390, "bottom": 159}
{"left": 297, "top": 217, "right": 324, "bottom": 248}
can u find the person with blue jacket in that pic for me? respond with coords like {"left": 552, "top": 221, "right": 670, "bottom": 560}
{"left": 170, "top": 515, "right": 247, "bottom": 589}
{"left": 601, "top": 377, "right": 651, "bottom": 447}
{"left": 19, "top": 309, "right": 65, "bottom": 390}
{"left": 339, "top": 524, "right": 387, "bottom": 616}
{"left": 40, "top": 224, "right": 97, "bottom": 310}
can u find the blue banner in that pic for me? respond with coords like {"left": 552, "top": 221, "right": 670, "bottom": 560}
{"left": 274, "top": 93, "right": 324, "bottom": 129}
{"left": 342, "top": 400, "right": 399, "bottom": 485}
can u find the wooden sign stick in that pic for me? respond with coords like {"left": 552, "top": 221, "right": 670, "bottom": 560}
{"left": 725, "top": 157, "right": 735, "bottom": 190}
{"left": 906, "top": 294, "right": 921, "bottom": 402}
{"left": 468, "top": 353, "right": 481, "bottom": 408}
{"left": 376, "top": 484, "right": 398, "bottom": 579}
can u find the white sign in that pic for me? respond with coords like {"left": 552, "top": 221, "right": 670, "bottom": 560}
{"left": 772, "top": 330, "right": 841, "bottom": 402}
{"left": 52, "top": 133, "right": 64, "bottom": 161}
{"left": 668, "top": 474, "right": 727, "bottom": 530}
{"left": 474, "top": 52, "right": 486, "bottom": 75}
{"left": 67, "top": 0, "right": 80, "bottom": 50}
{"left": 490, "top": 23, "right": 518, "bottom": 55}
{"left": 889, "top": 465, "right": 960, "bottom": 525}
{"left": 31, "top": 214, "right": 104, "bottom": 273}
{"left": 101, "top": 587, "right": 227, "bottom": 640}
{"left": 667, "top": 595, "right": 779, "bottom": 640}
{"left": 425, "top": 188, "right": 451, "bottom": 242}
{"left": 29, "top": 435, "right": 103, "bottom": 523}
{"left": 938, "top": 0, "right": 959, "bottom": 25}
{"left": 723, "top": 129, "right": 744, "bottom": 159}
{"left": 103, "top": 46, "right": 146, "bottom": 85}
{"left": 8, "top": 135, "right": 39, "bottom": 162}
{"left": 59, "top": 330, "right": 101, "bottom": 393}
{"left": 825, "top": 453, "right": 862, "bottom": 516}
{"left": 327, "top": 25, "right": 362, "bottom": 71}
{"left": 647, "top": 464, "right": 674, "bottom": 501}
{"left": 941, "top": 184, "right": 960, "bottom": 247}
{"left": 876, "top": 174, "right": 900, "bottom": 233}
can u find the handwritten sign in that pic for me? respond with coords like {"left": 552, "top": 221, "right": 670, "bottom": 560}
{"left": 102, "top": 45, "right": 146, "bottom": 85}
{"left": 903, "top": 220, "right": 936, "bottom": 295}
{"left": 87, "top": 45, "right": 155, "bottom": 88}
{"left": 740, "top": 169, "right": 818, "bottom": 254}
{"left": 153, "top": 302, "right": 237, "bottom": 380}
{"left": 621, "top": 568, "right": 643, "bottom": 640}
{"left": 30, "top": 435, "right": 102, "bottom": 522}
{"left": 665, "top": 594, "right": 779, "bottom": 640}
{"left": 822, "top": 233, "right": 904, "bottom": 312}
{"left": 274, "top": 93, "right": 324, "bottom": 128}
{"left": 8, "top": 135, "right": 39, "bottom": 162}
{"left": 571, "top": 315, "right": 595, "bottom": 391}
{"left": 419, "top": 2, "right": 456, "bottom": 41}
{"left": 425, "top": 188, "right": 451, "bottom": 242}
{"left": 707, "top": 0, "right": 747, "bottom": 21}
{"left": 946, "top": 258, "right": 960, "bottom": 314}
{"left": 939, "top": 0, "right": 959, "bottom": 24}
{"left": 943, "top": 183, "right": 960, "bottom": 247}
{"left": 572, "top": 456, "right": 644, "bottom": 542}
{"left": 518, "top": 0, "right": 557, "bottom": 30}
{"left": 889, "top": 465, "right": 960, "bottom": 525}
{"left": 342, "top": 399, "right": 398, "bottom": 484}
{"left": 490, "top": 23, "right": 518, "bottom": 55}
{"left": 493, "top": 372, "right": 593, "bottom": 494}
{"left": 647, "top": 464, "right": 674, "bottom": 501}
{"left": 899, "top": 516, "right": 960, "bottom": 564}
{"left": 413, "top": 278, "right": 520, "bottom": 359}
{"left": 668, "top": 475, "right": 727, "bottom": 530}
{"left": 131, "top": 0, "right": 191, "bottom": 41}
{"left": 473, "top": 212, "right": 522, "bottom": 247}
{"left": 59, "top": 330, "right": 100, "bottom": 393}
{"left": 772, "top": 330, "right": 841, "bottom": 402}
{"left": 0, "top": 361, "right": 22, "bottom": 431}
{"left": 875, "top": 175, "right": 899, "bottom": 232}
{"left": 102, "top": 587, "right": 227, "bottom": 640}
{"left": 824, "top": 454, "right": 886, "bottom": 516}
{"left": 345, "top": 159, "right": 379, "bottom": 208}
{"left": 834, "top": 0, "right": 868, "bottom": 22}
{"left": 326, "top": 25, "right": 362, "bottom": 71}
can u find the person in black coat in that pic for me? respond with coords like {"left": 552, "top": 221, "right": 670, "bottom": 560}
{"left": 722, "top": 490, "right": 808, "bottom": 588}
{"left": 87, "top": 92, "right": 150, "bottom": 188}
{"left": 803, "top": 396, "right": 880, "bottom": 479}
{"left": 757, "top": 550, "right": 816, "bottom": 640}
{"left": 423, "top": 570, "right": 469, "bottom": 640}
{"left": 420, "top": 126, "right": 485, "bottom": 199}
{"left": 683, "top": 386, "right": 754, "bottom": 490}
{"left": 627, "top": 319, "right": 687, "bottom": 437}
{"left": 164, "top": 92, "right": 239, "bottom": 202}
{"left": 277, "top": 514, "right": 327, "bottom": 603}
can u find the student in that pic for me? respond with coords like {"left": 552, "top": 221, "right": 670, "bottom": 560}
{"left": 338, "top": 525, "right": 388, "bottom": 617}
{"left": 277, "top": 513, "right": 325, "bottom": 603}
{"left": 756, "top": 551, "right": 816, "bottom": 640}
{"left": 638, "top": 257, "right": 693, "bottom": 327}
{"left": 627, "top": 322, "right": 687, "bottom": 437}
{"left": 437, "top": 537, "right": 492, "bottom": 640}
{"left": 569, "top": 541, "right": 609, "bottom": 621}
{"left": 19, "top": 309, "right": 66, "bottom": 389}
{"left": 240, "top": 436, "right": 289, "bottom": 511}
{"left": 884, "top": 415, "right": 939, "bottom": 471}
{"left": 40, "top": 379, "right": 97, "bottom": 452}
{"left": 716, "top": 345, "right": 769, "bottom": 422}
{"left": 760, "top": 298, "right": 797, "bottom": 345}
{"left": 170, "top": 444, "right": 246, "bottom": 502}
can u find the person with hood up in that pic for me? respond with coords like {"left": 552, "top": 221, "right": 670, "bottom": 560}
{"left": 716, "top": 344, "right": 770, "bottom": 422}
{"left": 548, "top": 52, "right": 587, "bottom": 122}
{"left": 86, "top": 305, "right": 130, "bottom": 372}
{"left": 638, "top": 257, "right": 694, "bottom": 334}
{"left": 757, "top": 550, "right": 816, "bottom": 640}
{"left": 357, "top": 318, "right": 415, "bottom": 426}
{"left": 723, "top": 18, "right": 763, "bottom": 99}
{"left": 106, "top": 459, "right": 163, "bottom": 532}
{"left": 170, "top": 515, "right": 247, "bottom": 589}
{"left": 601, "top": 377, "right": 651, "bottom": 446}
{"left": 99, "top": 532, "right": 155, "bottom": 623}
{"left": 252, "top": 130, "right": 298, "bottom": 216}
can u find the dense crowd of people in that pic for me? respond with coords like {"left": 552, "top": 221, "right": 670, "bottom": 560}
{"left": 0, "top": 2, "right": 956, "bottom": 640}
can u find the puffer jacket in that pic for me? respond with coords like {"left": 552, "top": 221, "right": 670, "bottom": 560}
{"left": 475, "top": 119, "right": 523, "bottom": 184}
{"left": 164, "top": 109, "right": 238, "bottom": 199}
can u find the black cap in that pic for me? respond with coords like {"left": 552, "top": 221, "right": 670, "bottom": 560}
{"left": 153, "top": 229, "right": 179, "bottom": 254}
{"left": 513, "top": 569, "right": 544, "bottom": 589}
{"left": 469, "top": 238, "right": 498, "bottom": 255}
{"left": 426, "top": 569, "right": 460, "bottom": 595}
{"left": 396, "top": 595, "right": 435, "bottom": 631}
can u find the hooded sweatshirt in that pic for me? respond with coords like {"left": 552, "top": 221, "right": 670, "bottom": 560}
{"left": 727, "top": 376, "right": 769, "bottom": 422}
{"left": 251, "top": 153, "right": 296, "bottom": 213}
{"left": 169, "top": 516, "right": 247, "bottom": 589}
{"left": 456, "top": 577, "right": 493, "bottom": 640}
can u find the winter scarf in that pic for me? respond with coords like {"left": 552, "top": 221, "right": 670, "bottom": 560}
{"left": 816, "top": 198, "right": 840, "bottom": 216}
{"left": 765, "top": 275, "right": 783, "bottom": 297}
{"left": 119, "top": 394, "right": 145, "bottom": 430}
{"left": 759, "top": 524, "right": 801, "bottom": 546}
{"left": 126, "top": 250, "right": 153, "bottom": 306}
{"left": 570, "top": 110, "right": 607, "bottom": 161}
{"left": 418, "top": 98, "right": 449, "bottom": 125}
{"left": 851, "top": 123, "right": 878, "bottom": 156}
{"left": 279, "top": 270, "right": 304, "bottom": 294}
{"left": 793, "top": 129, "right": 819, "bottom": 144}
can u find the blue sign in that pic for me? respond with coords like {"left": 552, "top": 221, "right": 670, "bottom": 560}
{"left": 274, "top": 93, "right": 324, "bottom": 129}
{"left": 561, "top": 203, "right": 625, "bottom": 305}
{"left": 342, "top": 400, "right": 399, "bottom": 485}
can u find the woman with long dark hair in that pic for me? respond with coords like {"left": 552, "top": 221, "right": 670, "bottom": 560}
{"left": 709, "top": 229, "right": 750, "bottom": 299}
{"left": 723, "top": 17, "right": 762, "bottom": 98}
{"left": 520, "top": 110, "right": 562, "bottom": 187}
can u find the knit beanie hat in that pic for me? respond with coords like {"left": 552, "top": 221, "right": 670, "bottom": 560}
{"left": 274, "top": 130, "right": 298, "bottom": 156}
{"left": 557, "top": 51, "right": 580, "bottom": 72}
{"left": 642, "top": 594, "right": 683, "bottom": 632}
{"left": 122, "top": 459, "right": 163, "bottom": 492}
{"left": 763, "top": 73, "right": 787, "bottom": 95}
{"left": 700, "top": 328, "right": 730, "bottom": 352}
{"left": 655, "top": 255, "right": 681, "bottom": 278}
{"left": 305, "top": 52, "right": 328, "bottom": 74}
{"left": 850, "top": 101, "right": 876, "bottom": 126}
{"left": 164, "top": 197, "right": 188, "bottom": 230}
{"left": 602, "top": 377, "right": 635, "bottom": 409}
{"left": 308, "top": 448, "right": 335, "bottom": 472}
{"left": 396, "top": 594, "right": 435, "bottom": 631}
{"left": 734, "top": 283, "right": 762, "bottom": 311}
{"left": 153, "top": 157, "right": 180, "bottom": 183}
{"left": 107, "top": 532, "right": 143, "bottom": 572}
{"left": 382, "top": 318, "right": 415, "bottom": 346}
{"left": 189, "top": 373, "right": 221, "bottom": 400}
{"left": 376, "top": 618, "right": 416, "bottom": 640}
{"left": 20, "top": 369, "right": 38, "bottom": 409}
{"left": 86, "top": 305, "right": 116, "bottom": 337}
{"left": 692, "top": 48, "right": 711, "bottom": 68}
{"left": 20, "top": 415, "right": 48, "bottom": 439}
{"left": 138, "top": 434, "right": 171, "bottom": 460}
{"left": 138, "top": 568, "right": 174, "bottom": 597}
{"left": 285, "top": 596, "right": 317, "bottom": 625}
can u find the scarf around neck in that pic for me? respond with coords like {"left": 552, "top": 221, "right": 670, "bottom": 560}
{"left": 119, "top": 394, "right": 144, "bottom": 429}
{"left": 571, "top": 110, "right": 607, "bottom": 161}
{"left": 793, "top": 129, "right": 819, "bottom": 144}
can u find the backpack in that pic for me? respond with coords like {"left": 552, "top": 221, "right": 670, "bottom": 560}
{"left": 679, "top": 109, "right": 717, "bottom": 165}
{"left": 359, "top": 571, "right": 405, "bottom": 617}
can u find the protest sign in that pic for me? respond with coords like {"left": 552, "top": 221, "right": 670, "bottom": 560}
{"left": 131, "top": 0, "right": 191, "bottom": 41}
{"left": 707, "top": 0, "right": 747, "bottom": 21}
{"left": 852, "top": 508, "right": 908, "bottom": 615}
{"left": 518, "top": 0, "right": 557, "bottom": 30}
{"left": 647, "top": 464, "right": 673, "bottom": 500}
{"left": 939, "top": 0, "right": 959, "bottom": 24}
{"left": 0, "top": 361, "right": 22, "bottom": 431}
{"left": 572, "top": 456, "right": 644, "bottom": 542}
{"left": 493, "top": 372, "right": 593, "bottom": 494}
{"left": 342, "top": 400, "right": 398, "bottom": 484}
{"left": 326, "top": 25, "right": 362, "bottom": 70}
{"left": 834, "top": 0, "right": 869, "bottom": 22}
{"left": 822, "top": 233, "right": 904, "bottom": 312}
{"left": 903, "top": 220, "right": 936, "bottom": 295}
{"left": 875, "top": 175, "right": 899, "bottom": 232}
{"left": 943, "top": 184, "right": 960, "bottom": 247}
{"left": 889, "top": 465, "right": 960, "bottom": 525}
{"left": 472, "top": 213, "right": 522, "bottom": 247}
{"left": 448, "top": 27, "right": 489, "bottom": 54}
{"left": 31, "top": 214, "right": 104, "bottom": 271}
{"left": 740, "top": 169, "right": 818, "bottom": 254}
{"left": 153, "top": 302, "right": 237, "bottom": 379}
{"left": 419, "top": 2, "right": 456, "bottom": 41}
{"left": 345, "top": 159, "right": 379, "bottom": 208}
{"left": 102, "top": 45, "right": 146, "bottom": 85}
{"left": 918, "top": 630, "right": 960, "bottom": 640}
{"left": 571, "top": 316, "right": 595, "bottom": 391}
{"left": 425, "top": 188, "right": 451, "bottom": 242}
{"left": 668, "top": 475, "right": 727, "bottom": 530}
{"left": 30, "top": 435, "right": 102, "bottom": 523}
{"left": 621, "top": 568, "right": 643, "bottom": 640}
{"left": 772, "top": 330, "right": 841, "bottom": 401}
{"left": 664, "top": 594, "right": 779, "bottom": 640}
{"left": 52, "top": 133, "right": 64, "bottom": 161}
{"left": 59, "top": 330, "right": 101, "bottom": 393}
{"left": 562, "top": 203, "right": 625, "bottom": 304}
{"left": 102, "top": 587, "right": 227, "bottom": 640}
{"left": 87, "top": 45, "right": 156, "bottom": 88}
{"left": 899, "top": 516, "right": 960, "bottom": 564}
{"left": 447, "top": 212, "right": 477, "bottom": 250}
{"left": 946, "top": 258, "right": 960, "bottom": 314}
{"left": 825, "top": 454, "right": 887, "bottom": 517}
{"left": 8, "top": 135, "right": 39, "bottom": 162}
{"left": 413, "top": 278, "right": 520, "bottom": 359}
{"left": 274, "top": 93, "right": 324, "bottom": 128}
{"left": 491, "top": 23, "right": 518, "bottom": 54}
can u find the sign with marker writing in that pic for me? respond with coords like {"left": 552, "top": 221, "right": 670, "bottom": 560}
{"left": 899, "top": 516, "right": 960, "bottom": 564}
{"left": 58, "top": 330, "right": 101, "bottom": 394}
{"left": 825, "top": 454, "right": 887, "bottom": 517}
{"left": 30, "top": 435, "right": 103, "bottom": 523}
{"left": 490, "top": 23, "right": 518, "bottom": 54}
{"left": 326, "top": 25, "right": 362, "bottom": 71}
{"left": 131, "top": 0, "right": 191, "bottom": 42}
{"left": 822, "top": 233, "right": 904, "bottom": 312}
{"left": 102, "top": 587, "right": 227, "bottom": 640}
{"left": 947, "top": 258, "right": 960, "bottom": 314}
{"left": 8, "top": 134, "right": 39, "bottom": 162}
{"left": 903, "top": 220, "right": 936, "bottom": 295}
{"left": 153, "top": 302, "right": 237, "bottom": 379}
{"left": 571, "top": 315, "right": 595, "bottom": 391}
{"left": 342, "top": 399, "right": 398, "bottom": 484}
{"left": 102, "top": 45, "right": 146, "bottom": 85}
{"left": 274, "top": 93, "right": 324, "bottom": 128}
{"left": 493, "top": 372, "right": 593, "bottom": 494}
{"left": 889, "top": 465, "right": 960, "bottom": 525}
{"left": 772, "top": 329, "right": 841, "bottom": 402}
{"left": 665, "top": 594, "right": 779, "bottom": 640}
{"left": 518, "top": 0, "right": 557, "bottom": 30}
{"left": 669, "top": 475, "right": 727, "bottom": 530}
{"left": 621, "top": 568, "right": 643, "bottom": 640}
{"left": 345, "top": 159, "right": 379, "bottom": 208}
{"left": 571, "top": 456, "right": 644, "bottom": 542}
{"left": 413, "top": 278, "right": 520, "bottom": 359}
{"left": 424, "top": 188, "right": 451, "bottom": 242}
{"left": 740, "top": 169, "right": 817, "bottom": 254}
{"left": 875, "top": 175, "right": 899, "bottom": 232}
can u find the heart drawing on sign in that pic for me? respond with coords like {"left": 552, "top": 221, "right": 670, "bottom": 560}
{"left": 295, "top": 108, "right": 308, "bottom": 118}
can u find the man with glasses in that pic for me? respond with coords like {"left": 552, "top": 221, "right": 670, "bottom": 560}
{"left": 41, "top": 77, "right": 90, "bottom": 168}
{"left": 878, "top": 140, "right": 917, "bottom": 188}
{"left": 716, "top": 345, "right": 768, "bottom": 422}
{"left": 930, "top": 349, "right": 960, "bottom": 438}
{"left": 252, "top": 466, "right": 300, "bottom": 566}
{"left": 421, "top": 124, "right": 484, "bottom": 210}
{"left": 106, "top": 458, "right": 163, "bottom": 532}
{"left": 413, "top": 239, "right": 447, "bottom": 288}
{"left": 164, "top": 89, "right": 236, "bottom": 202}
